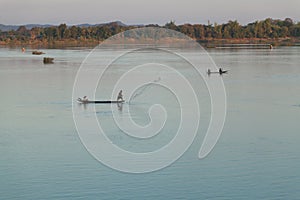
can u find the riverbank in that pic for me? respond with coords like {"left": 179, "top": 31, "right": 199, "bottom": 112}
{"left": 1, "top": 37, "right": 299, "bottom": 49}
{"left": 200, "top": 37, "right": 300, "bottom": 48}
{"left": 0, "top": 38, "right": 100, "bottom": 49}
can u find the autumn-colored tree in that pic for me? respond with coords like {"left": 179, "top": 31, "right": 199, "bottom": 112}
{"left": 58, "top": 24, "right": 67, "bottom": 39}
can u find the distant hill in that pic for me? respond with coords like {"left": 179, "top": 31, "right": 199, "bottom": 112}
{"left": 77, "top": 21, "right": 128, "bottom": 28}
{"left": 0, "top": 24, "right": 53, "bottom": 31}
{"left": 0, "top": 21, "right": 128, "bottom": 31}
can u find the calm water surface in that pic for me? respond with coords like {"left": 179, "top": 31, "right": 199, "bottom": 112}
{"left": 0, "top": 47, "right": 299, "bottom": 199}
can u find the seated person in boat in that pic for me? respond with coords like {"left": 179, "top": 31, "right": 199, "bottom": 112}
{"left": 117, "top": 90, "right": 123, "bottom": 101}
{"left": 82, "top": 96, "right": 88, "bottom": 102}
{"left": 78, "top": 96, "right": 88, "bottom": 102}
{"left": 219, "top": 68, "right": 223, "bottom": 74}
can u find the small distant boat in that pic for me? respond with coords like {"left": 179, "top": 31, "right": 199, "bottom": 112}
{"left": 77, "top": 98, "right": 125, "bottom": 104}
{"left": 207, "top": 69, "right": 228, "bottom": 75}
{"left": 43, "top": 57, "right": 54, "bottom": 64}
{"left": 32, "top": 50, "right": 45, "bottom": 55}
{"left": 219, "top": 70, "right": 228, "bottom": 74}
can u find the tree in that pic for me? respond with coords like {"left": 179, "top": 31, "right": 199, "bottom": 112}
{"left": 193, "top": 24, "right": 205, "bottom": 39}
{"left": 244, "top": 25, "right": 254, "bottom": 38}
{"left": 30, "top": 27, "right": 43, "bottom": 40}
{"left": 179, "top": 24, "right": 195, "bottom": 38}
{"left": 280, "top": 26, "right": 289, "bottom": 37}
{"left": 96, "top": 26, "right": 112, "bottom": 40}
{"left": 223, "top": 26, "right": 231, "bottom": 38}
{"left": 17, "top": 26, "right": 27, "bottom": 33}
{"left": 165, "top": 21, "right": 177, "bottom": 31}
{"left": 63, "top": 28, "right": 71, "bottom": 39}
{"left": 44, "top": 26, "right": 59, "bottom": 41}
{"left": 213, "top": 23, "right": 222, "bottom": 39}
{"left": 263, "top": 18, "right": 272, "bottom": 37}
{"left": 225, "top": 20, "right": 243, "bottom": 38}
{"left": 58, "top": 24, "right": 67, "bottom": 39}
{"left": 205, "top": 25, "right": 213, "bottom": 38}
{"left": 69, "top": 26, "right": 79, "bottom": 39}
{"left": 283, "top": 18, "right": 293, "bottom": 27}
{"left": 290, "top": 23, "right": 300, "bottom": 37}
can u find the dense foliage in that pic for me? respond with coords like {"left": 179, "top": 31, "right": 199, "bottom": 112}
{"left": 0, "top": 18, "right": 299, "bottom": 45}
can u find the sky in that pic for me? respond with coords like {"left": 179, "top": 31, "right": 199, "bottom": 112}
{"left": 0, "top": 0, "right": 299, "bottom": 25}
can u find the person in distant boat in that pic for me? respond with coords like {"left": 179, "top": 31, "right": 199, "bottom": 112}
{"left": 117, "top": 90, "right": 123, "bottom": 101}
{"left": 82, "top": 96, "right": 88, "bottom": 102}
{"left": 219, "top": 68, "right": 223, "bottom": 74}
{"left": 207, "top": 69, "right": 211, "bottom": 75}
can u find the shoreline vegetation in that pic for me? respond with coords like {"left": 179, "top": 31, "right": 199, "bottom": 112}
{"left": 0, "top": 18, "right": 300, "bottom": 48}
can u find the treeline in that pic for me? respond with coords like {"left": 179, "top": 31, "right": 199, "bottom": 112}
{"left": 166, "top": 18, "right": 300, "bottom": 39}
{"left": 0, "top": 18, "right": 300, "bottom": 46}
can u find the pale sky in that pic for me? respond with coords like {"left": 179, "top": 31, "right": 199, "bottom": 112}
{"left": 0, "top": 0, "right": 299, "bottom": 25}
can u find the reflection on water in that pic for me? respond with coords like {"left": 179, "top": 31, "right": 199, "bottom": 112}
{"left": 0, "top": 47, "right": 300, "bottom": 199}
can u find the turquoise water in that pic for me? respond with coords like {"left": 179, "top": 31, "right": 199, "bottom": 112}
{"left": 0, "top": 47, "right": 300, "bottom": 199}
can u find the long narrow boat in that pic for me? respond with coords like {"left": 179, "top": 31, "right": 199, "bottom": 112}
{"left": 207, "top": 70, "right": 228, "bottom": 75}
{"left": 77, "top": 98, "right": 125, "bottom": 104}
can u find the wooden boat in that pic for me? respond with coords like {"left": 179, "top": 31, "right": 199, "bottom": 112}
{"left": 207, "top": 70, "right": 228, "bottom": 75}
{"left": 77, "top": 98, "right": 124, "bottom": 104}
{"left": 219, "top": 70, "right": 228, "bottom": 74}
{"left": 32, "top": 50, "right": 45, "bottom": 55}
{"left": 43, "top": 57, "right": 54, "bottom": 64}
